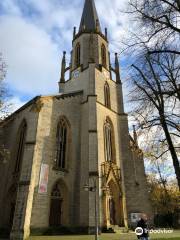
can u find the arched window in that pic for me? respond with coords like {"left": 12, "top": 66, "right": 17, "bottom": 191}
{"left": 51, "top": 183, "right": 62, "bottom": 198}
{"left": 101, "top": 44, "right": 107, "bottom": 68}
{"left": 75, "top": 43, "right": 81, "bottom": 68}
{"left": 15, "top": 120, "right": 27, "bottom": 173}
{"left": 104, "top": 82, "right": 111, "bottom": 108}
{"left": 56, "top": 118, "right": 70, "bottom": 169}
{"left": 104, "top": 118, "right": 116, "bottom": 163}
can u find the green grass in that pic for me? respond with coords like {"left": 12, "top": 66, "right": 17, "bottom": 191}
{"left": 29, "top": 231, "right": 180, "bottom": 240}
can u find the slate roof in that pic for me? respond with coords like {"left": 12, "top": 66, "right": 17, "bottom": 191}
{"left": 79, "top": 0, "right": 102, "bottom": 32}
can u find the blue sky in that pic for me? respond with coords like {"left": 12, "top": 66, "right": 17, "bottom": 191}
{"left": 0, "top": 0, "right": 130, "bottom": 111}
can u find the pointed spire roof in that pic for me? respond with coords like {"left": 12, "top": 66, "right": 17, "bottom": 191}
{"left": 79, "top": 0, "right": 101, "bottom": 33}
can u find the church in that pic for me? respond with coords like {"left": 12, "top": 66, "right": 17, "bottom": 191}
{"left": 0, "top": 0, "right": 152, "bottom": 239}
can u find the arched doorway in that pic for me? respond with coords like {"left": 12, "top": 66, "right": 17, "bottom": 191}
{"left": 108, "top": 180, "right": 124, "bottom": 226}
{"left": 49, "top": 180, "right": 68, "bottom": 227}
{"left": 103, "top": 179, "right": 124, "bottom": 227}
{"left": 49, "top": 183, "right": 63, "bottom": 226}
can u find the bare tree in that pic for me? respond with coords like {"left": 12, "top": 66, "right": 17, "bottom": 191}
{"left": 129, "top": 52, "right": 180, "bottom": 189}
{"left": 122, "top": 0, "right": 180, "bottom": 189}
{"left": 126, "top": 0, "right": 180, "bottom": 55}
{"left": 0, "top": 53, "right": 10, "bottom": 163}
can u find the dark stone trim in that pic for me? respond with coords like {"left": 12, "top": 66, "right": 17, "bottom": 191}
{"left": 73, "top": 31, "right": 108, "bottom": 43}
{"left": 52, "top": 166, "right": 69, "bottom": 173}
{"left": 96, "top": 100, "right": 128, "bottom": 116}
{"left": 55, "top": 90, "right": 83, "bottom": 100}
{"left": 81, "top": 95, "right": 97, "bottom": 104}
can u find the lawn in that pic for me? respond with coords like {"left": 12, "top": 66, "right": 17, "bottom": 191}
{"left": 29, "top": 231, "right": 180, "bottom": 240}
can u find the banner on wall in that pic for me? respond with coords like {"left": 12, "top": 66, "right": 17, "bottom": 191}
{"left": 38, "top": 164, "right": 49, "bottom": 194}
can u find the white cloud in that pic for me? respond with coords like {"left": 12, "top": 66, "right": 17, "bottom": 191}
{"left": 96, "top": 0, "right": 130, "bottom": 51}
{"left": 8, "top": 96, "right": 26, "bottom": 113}
{"left": 0, "top": 15, "right": 60, "bottom": 96}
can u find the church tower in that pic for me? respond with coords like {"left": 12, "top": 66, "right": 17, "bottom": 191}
{"left": 57, "top": 0, "right": 152, "bottom": 232}
{"left": 0, "top": 0, "right": 152, "bottom": 239}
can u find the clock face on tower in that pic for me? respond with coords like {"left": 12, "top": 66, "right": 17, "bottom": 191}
{"left": 72, "top": 69, "right": 80, "bottom": 79}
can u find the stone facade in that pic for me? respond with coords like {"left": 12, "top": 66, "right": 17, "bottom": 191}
{"left": 0, "top": 0, "right": 153, "bottom": 239}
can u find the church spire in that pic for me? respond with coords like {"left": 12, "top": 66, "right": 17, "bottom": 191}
{"left": 133, "top": 125, "right": 138, "bottom": 146}
{"left": 60, "top": 51, "right": 66, "bottom": 83}
{"left": 79, "top": 0, "right": 101, "bottom": 33}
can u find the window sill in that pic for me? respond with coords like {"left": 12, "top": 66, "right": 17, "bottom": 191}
{"left": 52, "top": 166, "right": 69, "bottom": 173}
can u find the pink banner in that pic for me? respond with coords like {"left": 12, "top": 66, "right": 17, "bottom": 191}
{"left": 38, "top": 164, "right": 49, "bottom": 193}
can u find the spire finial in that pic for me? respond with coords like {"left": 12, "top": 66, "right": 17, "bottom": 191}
{"left": 115, "top": 53, "right": 121, "bottom": 84}
{"left": 109, "top": 52, "right": 112, "bottom": 79}
{"left": 105, "top": 28, "right": 108, "bottom": 39}
{"left": 73, "top": 27, "right": 76, "bottom": 39}
{"left": 60, "top": 51, "right": 66, "bottom": 83}
{"left": 96, "top": 19, "right": 100, "bottom": 32}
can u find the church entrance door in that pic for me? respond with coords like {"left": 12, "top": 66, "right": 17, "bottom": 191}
{"left": 106, "top": 180, "right": 124, "bottom": 227}
{"left": 109, "top": 198, "right": 116, "bottom": 225}
{"left": 49, "top": 198, "right": 63, "bottom": 226}
{"left": 49, "top": 180, "right": 68, "bottom": 227}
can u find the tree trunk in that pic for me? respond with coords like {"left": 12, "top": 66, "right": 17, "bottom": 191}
{"left": 160, "top": 115, "right": 180, "bottom": 190}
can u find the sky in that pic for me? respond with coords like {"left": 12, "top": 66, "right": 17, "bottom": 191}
{"left": 0, "top": 0, "right": 130, "bottom": 112}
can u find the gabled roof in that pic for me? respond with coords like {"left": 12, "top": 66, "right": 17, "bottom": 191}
{"left": 79, "top": 0, "right": 101, "bottom": 32}
{"left": 0, "top": 90, "right": 84, "bottom": 127}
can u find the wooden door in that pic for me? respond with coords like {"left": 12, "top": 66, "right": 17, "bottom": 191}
{"left": 49, "top": 198, "right": 62, "bottom": 226}
{"left": 109, "top": 198, "right": 116, "bottom": 225}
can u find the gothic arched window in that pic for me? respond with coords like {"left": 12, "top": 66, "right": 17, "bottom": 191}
{"left": 56, "top": 118, "right": 70, "bottom": 169}
{"left": 75, "top": 43, "right": 81, "bottom": 68}
{"left": 104, "top": 82, "right": 111, "bottom": 108}
{"left": 101, "top": 44, "right": 107, "bottom": 68}
{"left": 15, "top": 120, "right": 27, "bottom": 173}
{"left": 104, "top": 118, "right": 116, "bottom": 163}
{"left": 51, "top": 183, "right": 62, "bottom": 199}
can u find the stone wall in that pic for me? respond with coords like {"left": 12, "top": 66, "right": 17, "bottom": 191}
{"left": 0, "top": 100, "right": 39, "bottom": 239}
{"left": 30, "top": 94, "right": 83, "bottom": 230}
